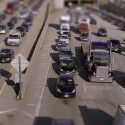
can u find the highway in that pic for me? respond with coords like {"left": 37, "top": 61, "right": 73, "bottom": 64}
{"left": 32, "top": 7, "right": 125, "bottom": 125}
{"left": 0, "top": 1, "right": 125, "bottom": 125}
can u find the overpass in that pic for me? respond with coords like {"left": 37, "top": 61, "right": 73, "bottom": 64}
{"left": 54, "top": 0, "right": 97, "bottom": 8}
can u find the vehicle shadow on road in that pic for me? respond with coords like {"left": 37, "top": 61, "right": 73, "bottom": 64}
{"left": 120, "top": 46, "right": 125, "bottom": 56}
{"left": 50, "top": 52, "right": 59, "bottom": 62}
{"left": 5, "top": 80, "right": 20, "bottom": 96}
{"left": 74, "top": 36, "right": 80, "bottom": 41}
{"left": 113, "top": 70, "right": 125, "bottom": 88}
{"left": 91, "top": 32, "right": 98, "bottom": 36}
{"left": 79, "top": 105, "right": 113, "bottom": 125}
{"left": 49, "top": 23, "right": 60, "bottom": 30}
{"left": 47, "top": 78, "right": 57, "bottom": 97}
{"left": 0, "top": 69, "right": 12, "bottom": 80}
{"left": 70, "top": 25, "right": 79, "bottom": 34}
{"left": 52, "top": 63, "right": 59, "bottom": 75}
{"left": 33, "top": 116, "right": 52, "bottom": 125}
{"left": 75, "top": 47, "right": 89, "bottom": 82}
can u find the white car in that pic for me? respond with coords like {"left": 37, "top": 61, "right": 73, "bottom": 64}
{"left": 6, "top": 31, "right": 21, "bottom": 46}
{"left": 18, "top": 7, "right": 30, "bottom": 19}
{"left": 59, "top": 35, "right": 70, "bottom": 44}
{"left": 60, "top": 23, "right": 70, "bottom": 35}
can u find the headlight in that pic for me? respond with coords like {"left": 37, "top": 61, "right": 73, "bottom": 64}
{"left": 72, "top": 89, "right": 76, "bottom": 93}
{"left": 93, "top": 72, "right": 96, "bottom": 75}
{"left": 60, "top": 69, "right": 63, "bottom": 71}
{"left": 108, "top": 72, "right": 112, "bottom": 77}
{"left": 57, "top": 88, "right": 61, "bottom": 93}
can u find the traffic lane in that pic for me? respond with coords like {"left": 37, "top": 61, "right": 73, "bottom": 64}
{"left": 38, "top": 8, "right": 114, "bottom": 125}
{"left": 71, "top": 7, "right": 125, "bottom": 123}
{"left": 86, "top": 14, "right": 125, "bottom": 115}
{"left": 91, "top": 13, "right": 125, "bottom": 40}
{"left": 71, "top": 24, "right": 116, "bottom": 122}
{"left": 36, "top": 10, "right": 85, "bottom": 125}
{"left": 0, "top": 5, "right": 40, "bottom": 83}
{"left": 0, "top": 2, "right": 50, "bottom": 124}
{"left": 0, "top": 0, "right": 8, "bottom": 12}
{"left": 0, "top": 0, "right": 49, "bottom": 99}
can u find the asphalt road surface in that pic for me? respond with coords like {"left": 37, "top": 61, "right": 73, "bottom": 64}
{"left": 0, "top": 4, "right": 125, "bottom": 125}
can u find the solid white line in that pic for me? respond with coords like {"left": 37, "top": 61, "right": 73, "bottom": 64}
{"left": 83, "top": 82, "right": 87, "bottom": 94}
{"left": 113, "top": 57, "right": 115, "bottom": 63}
{"left": 34, "top": 57, "right": 52, "bottom": 116}
{"left": 120, "top": 86, "right": 125, "bottom": 94}
{"left": 0, "top": 108, "right": 17, "bottom": 114}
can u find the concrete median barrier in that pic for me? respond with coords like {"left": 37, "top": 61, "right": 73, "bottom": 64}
{"left": 20, "top": 0, "right": 54, "bottom": 99}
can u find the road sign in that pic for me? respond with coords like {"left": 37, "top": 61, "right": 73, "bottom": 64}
{"left": 15, "top": 73, "right": 25, "bottom": 83}
{"left": 11, "top": 53, "right": 29, "bottom": 73}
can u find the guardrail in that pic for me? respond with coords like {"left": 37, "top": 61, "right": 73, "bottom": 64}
{"left": 21, "top": 0, "right": 54, "bottom": 99}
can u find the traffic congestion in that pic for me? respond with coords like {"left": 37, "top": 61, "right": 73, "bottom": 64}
{"left": 0, "top": 0, "right": 125, "bottom": 125}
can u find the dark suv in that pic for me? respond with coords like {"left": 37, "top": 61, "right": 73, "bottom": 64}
{"left": 59, "top": 56, "right": 76, "bottom": 73}
{"left": 0, "top": 49, "right": 14, "bottom": 63}
{"left": 109, "top": 39, "right": 122, "bottom": 53}
{"left": 56, "top": 73, "right": 77, "bottom": 98}
{"left": 59, "top": 47, "right": 73, "bottom": 62}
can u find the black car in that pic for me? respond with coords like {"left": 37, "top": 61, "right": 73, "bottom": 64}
{"left": 55, "top": 40, "right": 67, "bottom": 51}
{"left": 24, "top": 15, "right": 33, "bottom": 26}
{"left": 56, "top": 73, "right": 77, "bottom": 98}
{"left": 0, "top": 49, "right": 14, "bottom": 63}
{"left": 0, "top": 13, "right": 6, "bottom": 23}
{"left": 59, "top": 56, "right": 76, "bottom": 73}
{"left": 7, "top": 21, "right": 14, "bottom": 30}
{"left": 21, "top": 23, "right": 29, "bottom": 32}
{"left": 16, "top": 26, "right": 26, "bottom": 37}
{"left": 90, "top": 17, "right": 97, "bottom": 25}
{"left": 59, "top": 47, "right": 73, "bottom": 62}
{"left": 10, "top": 17, "right": 18, "bottom": 25}
{"left": 109, "top": 39, "right": 122, "bottom": 53}
{"left": 97, "top": 27, "right": 107, "bottom": 37}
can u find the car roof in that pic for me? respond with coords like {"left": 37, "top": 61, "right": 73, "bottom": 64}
{"left": 60, "top": 47, "right": 71, "bottom": 51}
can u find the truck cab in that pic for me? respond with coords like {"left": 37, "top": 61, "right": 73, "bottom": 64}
{"left": 82, "top": 40, "right": 113, "bottom": 82}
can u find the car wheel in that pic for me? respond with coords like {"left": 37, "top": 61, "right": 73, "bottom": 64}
{"left": 118, "top": 51, "right": 121, "bottom": 54}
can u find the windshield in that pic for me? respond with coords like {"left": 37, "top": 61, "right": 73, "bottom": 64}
{"left": 99, "top": 28, "right": 106, "bottom": 33}
{"left": 111, "top": 40, "right": 120, "bottom": 45}
{"left": 0, "top": 26, "right": 5, "bottom": 30}
{"left": 61, "top": 50, "right": 71, "bottom": 55}
{"left": 81, "top": 33, "right": 88, "bottom": 37}
{"left": 60, "top": 36, "right": 68, "bottom": 39}
{"left": 1, "top": 50, "right": 10, "bottom": 54}
{"left": 93, "top": 53, "right": 109, "bottom": 63}
{"left": 58, "top": 76, "right": 75, "bottom": 91}
{"left": 91, "top": 42, "right": 109, "bottom": 50}
{"left": 61, "top": 60, "right": 74, "bottom": 66}
{"left": 9, "top": 35, "right": 19, "bottom": 39}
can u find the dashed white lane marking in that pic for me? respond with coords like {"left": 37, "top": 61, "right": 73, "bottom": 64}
{"left": 83, "top": 82, "right": 87, "bottom": 94}
{"left": 0, "top": 108, "right": 17, "bottom": 114}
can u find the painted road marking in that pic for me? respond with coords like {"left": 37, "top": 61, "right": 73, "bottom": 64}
{"left": 83, "top": 82, "right": 87, "bottom": 94}
{"left": 35, "top": 56, "right": 52, "bottom": 116}
{"left": 0, "top": 69, "right": 13, "bottom": 96}
{"left": 0, "top": 82, "right": 6, "bottom": 96}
